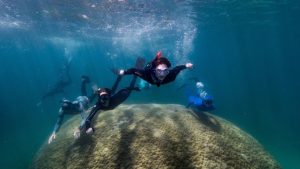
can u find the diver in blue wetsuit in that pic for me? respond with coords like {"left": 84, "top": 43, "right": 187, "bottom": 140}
{"left": 186, "top": 81, "right": 215, "bottom": 112}
{"left": 118, "top": 52, "right": 193, "bottom": 87}
{"left": 48, "top": 76, "right": 93, "bottom": 144}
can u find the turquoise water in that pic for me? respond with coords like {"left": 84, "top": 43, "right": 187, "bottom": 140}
{"left": 0, "top": 0, "right": 299, "bottom": 168}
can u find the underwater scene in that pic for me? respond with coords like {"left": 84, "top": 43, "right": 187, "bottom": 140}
{"left": 0, "top": 0, "right": 299, "bottom": 169}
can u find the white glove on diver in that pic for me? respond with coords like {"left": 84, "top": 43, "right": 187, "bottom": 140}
{"left": 119, "top": 69, "right": 125, "bottom": 75}
{"left": 48, "top": 133, "right": 56, "bottom": 144}
{"left": 185, "top": 63, "right": 193, "bottom": 68}
{"left": 73, "top": 129, "right": 81, "bottom": 139}
{"left": 86, "top": 128, "right": 94, "bottom": 135}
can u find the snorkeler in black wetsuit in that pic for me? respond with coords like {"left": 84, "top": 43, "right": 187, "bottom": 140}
{"left": 37, "top": 58, "right": 72, "bottom": 106}
{"left": 75, "top": 59, "right": 144, "bottom": 136}
{"left": 48, "top": 76, "right": 92, "bottom": 144}
{"left": 118, "top": 52, "right": 193, "bottom": 87}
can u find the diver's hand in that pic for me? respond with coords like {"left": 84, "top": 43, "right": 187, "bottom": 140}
{"left": 119, "top": 69, "right": 125, "bottom": 75}
{"left": 73, "top": 129, "right": 81, "bottom": 139}
{"left": 86, "top": 127, "right": 94, "bottom": 135}
{"left": 186, "top": 63, "right": 193, "bottom": 69}
{"left": 48, "top": 133, "right": 56, "bottom": 144}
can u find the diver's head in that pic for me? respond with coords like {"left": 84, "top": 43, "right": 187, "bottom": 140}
{"left": 196, "top": 82, "right": 204, "bottom": 89}
{"left": 155, "top": 64, "right": 170, "bottom": 81}
{"left": 152, "top": 52, "right": 171, "bottom": 67}
{"left": 153, "top": 53, "right": 171, "bottom": 81}
{"left": 97, "top": 88, "right": 111, "bottom": 107}
{"left": 60, "top": 99, "right": 71, "bottom": 110}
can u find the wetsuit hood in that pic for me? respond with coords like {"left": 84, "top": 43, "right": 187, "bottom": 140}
{"left": 151, "top": 51, "right": 171, "bottom": 68}
{"left": 153, "top": 57, "right": 171, "bottom": 68}
{"left": 97, "top": 88, "right": 111, "bottom": 107}
{"left": 97, "top": 88, "right": 112, "bottom": 96}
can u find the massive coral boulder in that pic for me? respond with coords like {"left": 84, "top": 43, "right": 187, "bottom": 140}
{"left": 32, "top": 104, "right": 280, "bottom": 169}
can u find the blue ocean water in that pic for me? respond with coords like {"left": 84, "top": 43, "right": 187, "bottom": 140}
{"left": 0, "top": 0, "right": 299, "bottom": 169}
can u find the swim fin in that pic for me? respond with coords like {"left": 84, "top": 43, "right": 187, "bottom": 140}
{"left": 110, "top": 57, "right": 145, "bottom": 76}
{"left": 110, "top": 68, "right": 120, "bottom": 75}
{"left": 135, "top": 57, "right": 145, "bottom": 69}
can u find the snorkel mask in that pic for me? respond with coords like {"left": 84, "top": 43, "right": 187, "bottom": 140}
{"left": 98, "top": 88, "right": 111, "bottom": 107}
{"left": 155, "top": 64, "right": 169, "bottom": 81}
{"left": 100, "top": 93, "right": 110, "bottom": 107}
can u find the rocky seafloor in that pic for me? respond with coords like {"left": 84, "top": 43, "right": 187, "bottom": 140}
{"left": 32, "top": 104, "right": 281, "bottom": 169}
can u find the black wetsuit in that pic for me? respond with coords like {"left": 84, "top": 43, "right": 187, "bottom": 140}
{"left": 42, "top": 60, "right": 72, "bottom": 100}
{"left": 123, "top": 64, "right": 187, "bottom": 87}
{"left": 81, "top": 78, "right": 97, "bottom": 103}
{"left": 81, "top": 75, "right": 138, "bottom": 130}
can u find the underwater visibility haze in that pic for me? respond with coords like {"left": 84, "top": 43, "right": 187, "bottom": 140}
{"left": 0, "top": 0, "right": 299, "bottom": 169}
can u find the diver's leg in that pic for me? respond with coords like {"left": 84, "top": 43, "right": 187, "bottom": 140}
{"left": 111, "top": 75, "right": 123, "bottom": 94}
{"left": 125, "top": 75, "right": 141, "bottom": 93}
{"left": 109, "top": 89, "right": 131, "bottom": 109}
{"left": 81, "top": 82, "right": 87, "bottom": 96}
{"left": 81, "top": 76, "right": 91, "bottom": 96}
{"left": 129, "top": 75, "right": 137, "bottom": 88}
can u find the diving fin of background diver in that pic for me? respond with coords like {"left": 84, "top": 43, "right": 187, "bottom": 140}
{"left": 109, "top": 56, "right": 146, "bottom": 75}
{"left": 135, "top": 56, "right": 146, "bottom": 69}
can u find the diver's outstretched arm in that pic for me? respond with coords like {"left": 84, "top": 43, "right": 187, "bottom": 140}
{"left": 121, "top": 68, "right": 145, "bottom": 77}
{"left": 48, "top": 108, "right": 64, "bottom": 144}
{"left": 170, "top": 65, "right": 187, "bottom": 76}
{"left": 111, "top": 75, "right": 123, "bottom": 95}
{"left": 53, "top": 109, "right": 64, "bottom": 134}
{"left": 129, "top": 75, "right": 138, "bottom": 89}
{"left": 80, "top": 104, "right": 101, "bottom": 131}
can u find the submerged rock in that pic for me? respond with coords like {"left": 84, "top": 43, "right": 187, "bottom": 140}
{"left": 32, "top": 104, "right": 281, "bottom": 169}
